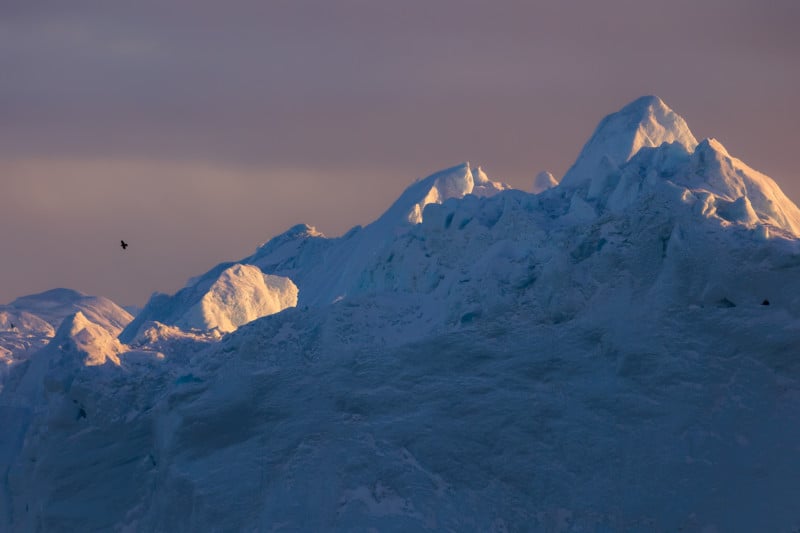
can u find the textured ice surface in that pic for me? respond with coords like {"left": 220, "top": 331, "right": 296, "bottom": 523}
{"left": 2, "top": 96, "right": 800, "bottom": 532}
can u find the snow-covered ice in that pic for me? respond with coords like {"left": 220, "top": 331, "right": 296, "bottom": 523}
{"left": 2, "top": 96, "right": 800, "bottom": 532}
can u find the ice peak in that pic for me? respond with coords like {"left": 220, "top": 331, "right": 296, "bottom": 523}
{"left": 54, "top": 311, "right": 125, "bottom": 366}
{"left": 252, "top": 223, "right": 325, "bottom": 258}
{"left": 285, "top": 223, "right": 324, "bottom": 238}
{"left": 473, "top": 164, "right": 490, "bottom": 184}
{"left": 561, "top": 95, "right": 698, "bottom": 189}
{"left": 532, "top": 171, "right": 559, "bottom": 194}
{"left": 697, "top": 137, "right": 730, "bottom": 157}
{"left": 378, "top": 162, "right": 509, "bottom": 226}
{"left": 684, "top": 136, "right": 800, "bottom": 235}
{"left": 625, "top": 94, "right": 669, "bottom": 113}
{"left": 56, "top": 310, "right": 92, "bottom": 336}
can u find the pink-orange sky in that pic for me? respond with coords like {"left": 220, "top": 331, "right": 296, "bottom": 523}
{"left": 2, "top": 0, "right": 799, "bottom": 306}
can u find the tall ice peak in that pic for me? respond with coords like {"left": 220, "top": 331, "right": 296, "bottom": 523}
{"left": 561, "top": 95, "right": 698, "bottom": 189}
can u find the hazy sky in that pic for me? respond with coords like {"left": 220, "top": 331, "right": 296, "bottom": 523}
{"left": 2, "top": 0, "right": 799, "bottom": 306}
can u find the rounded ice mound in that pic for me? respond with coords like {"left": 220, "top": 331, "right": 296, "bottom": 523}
{"left": 180, "top": 264, "right": 298, "bottom": 333}
{"left": 54, "top": 311, "right": 126, "bottom": 367}
{"left": 7, "top": 288, "right": 133, "bottom": 334}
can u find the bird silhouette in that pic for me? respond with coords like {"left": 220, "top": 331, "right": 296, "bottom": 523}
{"left": 121, "top": 240, "right": 128, "bottom": 250}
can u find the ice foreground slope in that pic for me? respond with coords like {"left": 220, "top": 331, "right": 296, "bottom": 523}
{"left": 3, "top": 96, "right": 800, "bottom": 531}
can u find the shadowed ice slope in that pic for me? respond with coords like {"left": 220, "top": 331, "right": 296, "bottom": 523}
{"left": 3, "top": 96, "right": 800, "bottom": 531}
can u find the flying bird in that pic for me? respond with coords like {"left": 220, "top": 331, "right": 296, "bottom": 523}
{"left": 120, "top": 240, "right": 128, "bottom": 250}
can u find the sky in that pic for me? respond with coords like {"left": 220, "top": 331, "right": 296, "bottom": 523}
{"left": 1, "top": 0, "right": 799, "bottom": 306}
